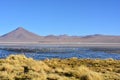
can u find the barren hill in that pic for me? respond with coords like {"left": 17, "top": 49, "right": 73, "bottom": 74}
{"left": 81, "top": 34, "right": 120, "bottom": 43}
{"left": 0, "top": 27, "right": 120, "bottom": 43}
{"left": 0, "top": 27, "right": 43, "bottom": 42}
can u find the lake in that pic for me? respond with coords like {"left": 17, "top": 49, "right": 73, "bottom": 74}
{"left": 0, "top": 47, "right": 120, "bottom": 60}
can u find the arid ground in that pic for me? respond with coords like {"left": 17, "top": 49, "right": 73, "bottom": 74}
{"left": 0, "top": 55, "right": 119, "bottom": 80}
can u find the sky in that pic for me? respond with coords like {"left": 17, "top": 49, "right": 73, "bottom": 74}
{"left": 0, "top": 0, "right": 120, "bottom": 36}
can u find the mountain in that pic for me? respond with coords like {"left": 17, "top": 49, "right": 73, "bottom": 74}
{"left": 81, "top": 34, "right": 120, "bottom": 43}
{"left": 0, "top": 27, "right": 43, "bottom": 42}
{"left": 0, "top": 27, "right": 120, "bottom": 43}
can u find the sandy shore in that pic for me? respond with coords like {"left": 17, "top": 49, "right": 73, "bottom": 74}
{"left": 1, "top": 42, "right": 120, "bottom": 48}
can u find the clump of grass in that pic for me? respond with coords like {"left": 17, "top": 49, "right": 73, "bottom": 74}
{"left": 78, "top": 66, "right": 103, "bottom": 80}
{"left": 79, "top": 66, "right": 103, "bottom": 80}
{"left": 0, "top": 55, "right": 119, "bottom": 80}
{"left": 61, "top": 66, "right": 103, "bottom": 80}
{"left": 0, "top": 55, "right": 50, "bottom": 80}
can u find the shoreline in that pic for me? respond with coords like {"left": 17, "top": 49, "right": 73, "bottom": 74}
{"left": 1, "top": 42, "right": 120, "bottom": 48}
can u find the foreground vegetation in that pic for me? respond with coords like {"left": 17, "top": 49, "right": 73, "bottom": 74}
{"left": 0, "top": 55, "right": 119, "bottom": 80}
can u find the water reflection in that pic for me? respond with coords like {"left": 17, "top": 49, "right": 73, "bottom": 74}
{"left": 0, "top": 47, "right": 120, "bottom": 60}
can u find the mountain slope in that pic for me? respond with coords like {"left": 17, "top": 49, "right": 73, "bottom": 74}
{"left": 81, "top": 34, "right": 120, "bottom": 43}
{"left": 0, "top": 27, "right": 43, "bottom": 42}
{"left": 0, "top": 27, "right": 120, "bottom": 43}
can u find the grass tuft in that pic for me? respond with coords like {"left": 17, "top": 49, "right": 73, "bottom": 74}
{"left": 0, "top": 55, "right": 119, "bottom": 80}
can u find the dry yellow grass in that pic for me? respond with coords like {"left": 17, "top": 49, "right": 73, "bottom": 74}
{"left": 0, "top": 55, "right": 119, "bottom": 80}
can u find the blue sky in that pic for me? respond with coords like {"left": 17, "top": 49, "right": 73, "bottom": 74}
{"left": 0, "top": 0, "right": 120, "bottom": 36}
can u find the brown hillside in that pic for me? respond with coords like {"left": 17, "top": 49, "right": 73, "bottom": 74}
{"left": 0, "top": 27, "right": 43, "bottom": 42}
{"left": 0, "top": 27, "right": 120, "bottom": 43}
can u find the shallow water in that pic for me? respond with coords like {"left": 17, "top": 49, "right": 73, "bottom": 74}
{"left": 0, "top": 47, "right": 120, "bottom": 60}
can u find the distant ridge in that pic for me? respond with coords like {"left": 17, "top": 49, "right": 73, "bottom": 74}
{"left": 0, "top": 27, "right": 120, "bottom": 43}
{"left": 81, "top": 34, "right": 120, "bottom": 43}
